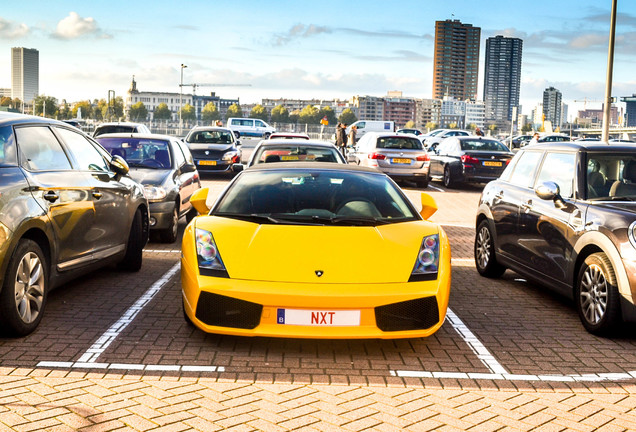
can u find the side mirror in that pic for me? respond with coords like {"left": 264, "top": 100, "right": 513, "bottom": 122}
{"left": 110, "top": 155, "right": 129, "bottom": 176}
{"left": 182, "top": 163, "right": 197, "bottom": 173}
{"left": 190, "top": 187, "right": 211, "bottom": 215}
{"left": 233, "top": 131, "right": 240, "bottom": 139}
{"left": 535, "top": 181, "right": 566, "bottom": 207}
{"left": 231, "top": 163, "right": 245, "bottom": 173}
{"left": 236, "top": 140, "right": 242, "bottom": 146}
{"left": 419, "top": 192, "right": 438, "bottom": 219}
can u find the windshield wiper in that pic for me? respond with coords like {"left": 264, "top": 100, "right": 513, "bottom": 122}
{"left": 214, "top": 213, "right": 313, "bottom": 225}
{"left": 285, "top": 214, "right": 391, "bottom": 226}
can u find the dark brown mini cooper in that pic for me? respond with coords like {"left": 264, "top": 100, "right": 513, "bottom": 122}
{"left": 475, "top": 141, "right": 636, "bottom": 335}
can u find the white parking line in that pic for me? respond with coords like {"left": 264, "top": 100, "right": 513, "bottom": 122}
{"left": 390, "top": 370, "right": 636, "bottom": 382}
{"left": 445, "top": 308, "right": 508, "bottom": 375}
{"left": 427, "top": 184, "right": 445, "bottom": 192}
{"left": 37, "top": 361, "right": 225, "bottom": 373}
{"left": 143, "top": 249, "right": 181, "bottom": 253}
{"left": 76, "top": 262, "right": 181, "bottom": 363}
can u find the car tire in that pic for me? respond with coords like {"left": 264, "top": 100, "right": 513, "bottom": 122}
{"left": 0, "top": 239, "right": 48, "bottom": 337}
{"left": 160, "top": 207, "right": 179, "bottom": 243}
{"left": 119, "top": 209, "right": 144, "bottom": 271}
{"left": 575, "top": 252, "right": 621, "bottom": 335}
{"left": 185, "top": 206, "right": 197, "bottom": 224}
{"left": 263, "top": 132, "right": 271, "bottom": 139}
{"left": 443, "top": 165, "right": 455, "bottom": 188}
{"left": 474, "top": 220, "right": 506, "bottom": 278}
{"left": 416, "top": 177, "right": 429, "bottom": 188}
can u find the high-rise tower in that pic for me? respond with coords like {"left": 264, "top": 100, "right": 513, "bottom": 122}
{"left": 11, "top": 47, "right": 39, "bottom": 103}
{"left": 483, "top": 36, "right": 523, "bottom": 125}
{"left": 432, "top": 20, "right": 481, "bottom": 101}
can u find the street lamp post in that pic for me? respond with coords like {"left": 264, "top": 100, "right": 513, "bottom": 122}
{"left": 179, "top": 64, "right": 187, "bottom": 134}
{"left": 602, "top": 0, "right": 617, "bottom": 142}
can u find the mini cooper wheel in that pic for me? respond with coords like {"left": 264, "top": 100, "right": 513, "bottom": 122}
{"left": 0, "top": 239, "right": 48, "bottom": 337}
{"left": 576, "top": 252, "right": 621, "bottom": 335}
{"left": 160, "top": 207, "right": 179, "bottom": 243}
{"left": 119, "top": 209, "right": 144, "bottom": 271}
{"left": 443, "top": 166, "right": 455, "bottom": 188}
{"left": 474, "top": 220, "right": 506, "bottom": 278}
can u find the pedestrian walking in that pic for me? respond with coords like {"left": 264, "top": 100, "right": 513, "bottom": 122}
{"left": 475, "top": 127, "right": 484, "bottom": 137}
{"left": 335, "top": 122, "right": 347, "bottom": 156}
{"left": 347, "top": 125, "right": 357, "bottom": 149}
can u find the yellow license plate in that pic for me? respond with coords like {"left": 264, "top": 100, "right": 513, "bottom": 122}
{"left": 281, "top": 155, "right": 299, "bottom": 161}
{"left": 199, "top": 160, "right": 217, "bottom": 166}
{"left": 483, "top": 161, "right": 502, "bottom": 167}
{"left": 392, "top": 158, "right": 411, "bottom": 164}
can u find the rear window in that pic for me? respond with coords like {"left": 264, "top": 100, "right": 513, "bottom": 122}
{"left": 0, "top": 125, "right": 17, "bottom": 166}
{"left": 255, "top": 146, "right": 341, "bottom": 164}
{"left": 186, "top": 130, "right": 234, "bottom": 145}
{"left": 460, "top": 139, "right": 508, "bottom": 152}
{"left": 376, "top": 137, "right": 423, "bottom": 150}
{"left": 94, "top": 125, "right": 137, "bottom": 136}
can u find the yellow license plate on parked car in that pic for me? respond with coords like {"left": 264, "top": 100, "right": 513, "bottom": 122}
{"left": 483, "top": 161, "right": 502, "bottom": 167}
{"left": 199, "top": 160, "right": 217, "bottom": 166}
{"left": 277, "top": 309, "right": 361, "bottom": 326}
{"left": 392, "top": 158, "right": 411, "bottom": 164}
{"left": 281, "top": 155, "right": 299, "bottom": 161}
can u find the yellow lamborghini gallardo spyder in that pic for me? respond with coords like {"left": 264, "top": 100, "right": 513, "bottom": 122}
{"left": 181, "top": 162, "right": 451, "bottom": 339}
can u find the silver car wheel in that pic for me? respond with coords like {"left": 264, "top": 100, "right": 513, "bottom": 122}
{"left": 475, "top": 225, "right": 491, "bottom": 270}
{"left": 579, "top": 263, "right": 608, "bottom": 325}
{"left": 14, "top": 252, "right": 45, "bottom": 325}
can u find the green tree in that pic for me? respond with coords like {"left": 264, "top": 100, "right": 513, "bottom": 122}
{"left": 521, "top": 123, "right": 533, "bottom": 133}
{"left": 467, "top": 123, "right": 477, "bottom": 131}
{"left": 448, "top": 122, "right": 458, "bottom": 129}
{"left": 201, "top": 102, "right": 220, "bottom": 124}
{"left": 488, "top": 124, "right": 498, "bottom": 134}
{"left": 58, "top": 100, "right": 71, "bottom": 119}
{"left": 179, "top": 103, "right": 196, "bottom": 122}
{"left": 338, "top": 108, "right": 357, "bottom": 125}
{"left": 318, "top": 106, "right": 337, "bottom": 125}
{"left": 289, "top": 109, "right": 301, "bottom": 124}
{"left": 33, "top": 95, "right": 58, "bottom": 118}
{"left": 72, "top": 100, "right": 92, "bottom": 119}
{"left": 250, "top": 104, "right": 269, "bottom": 121}
{"left": 154, "top": 103, "right": 173, "bottom": 121}
{"left": 425, "top": 122, "right": 438, "bottom": 132}
{"left": 270, "top": 104, "right": 289, "bottom": 123}
{"left": 0, "top": 97, "right": 11, "bottom": 106}
{"left": 226, "top": 103, "right": 243, "bottom": 120}
{"left": 404, "top": 120, "right": 416, "bottom": 129}
{"left": 129, "top": 101, "right": 148, "bottom": 121}
{"left": 299, "top": 104, "right": 320, "bottom": 124}
{"left": 12, "top": 98, "right": 22, "bottom": 111}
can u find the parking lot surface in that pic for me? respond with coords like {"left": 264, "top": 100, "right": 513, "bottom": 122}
{"left": 1, "top": 176, "right": 635, "bottom": 431}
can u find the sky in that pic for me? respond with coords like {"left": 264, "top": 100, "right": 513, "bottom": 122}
{"left": 1, "top": 0, "right": 635, "bottom": 118}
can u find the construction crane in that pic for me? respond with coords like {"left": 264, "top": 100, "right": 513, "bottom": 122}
{"left": 573, "top": 98, "right": 602, "bottom": 110}
{"left": 178, "top": 83, "right": 251, "bottom": 95}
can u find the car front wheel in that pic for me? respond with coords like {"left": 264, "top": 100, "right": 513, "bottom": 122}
{"left": 576, "top": 252, "right": 621, "bottom": 335}
{"left": 160, "top": 207, "right": 179, "bottom": 243}
{"left": 474, "top": 220, "right": 506, "bottom": 278}
{"left": 0, "top": 239, "right": 48, "bottom": 337}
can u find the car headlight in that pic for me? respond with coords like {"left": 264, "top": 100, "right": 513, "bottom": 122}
{"left": 409, "top": 234, "right": 439, "bottom": 282}
{"left": 195, "top": 228, "right": 228, "bottom": 277}
{"left": 144, "top": 185, "right": 167, "bottom": 201}
{"left": 222, "top": 151, "right": 239, "bottom": 161}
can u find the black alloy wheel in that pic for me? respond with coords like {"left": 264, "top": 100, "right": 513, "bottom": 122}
{"left": 443, "top": 165, "right": 455, "bottom": 188}
{"left": 160, "top": 207, "right": 179, "bottom": 243}
{"left": 474, "top": 220, "right": 506, "bottom": 278}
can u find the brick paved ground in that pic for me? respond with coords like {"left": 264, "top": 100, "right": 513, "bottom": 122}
{"left": 1, "top": 178, "right": 636, "bottom": 430}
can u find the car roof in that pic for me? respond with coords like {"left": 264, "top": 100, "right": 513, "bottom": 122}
{"left": 0, "top": 111, "right": 68, "bottom": 127}
{"left": 94, "top": 132, "right": 176, "bottom": 141}
{"left": 187, "top": 126, "right": 232, "bottom": 132}
{"left": 95, "top": 121, "right": 146, "bottom": 127}
{"left": 364, "top": 132, "right": 423, "bottom": 139}
{"left": 245, "top": 161, "right": 384, "bottom": 174}
{"left": 257, "top": 139, "right": 337, "bottom": 147}
{"left": 521, "top": 141, "right": 636, "bottom": 152}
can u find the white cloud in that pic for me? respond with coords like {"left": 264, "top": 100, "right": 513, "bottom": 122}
{"left": 52, "top": 12, "right": 111, "bottom": 40}
{"left": 0, "top": 17, "right": 29, "bottom": 39}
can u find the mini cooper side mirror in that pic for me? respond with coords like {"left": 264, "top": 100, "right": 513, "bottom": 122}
{"left": 536, "top": 181, "right": 565, "bottom": 207}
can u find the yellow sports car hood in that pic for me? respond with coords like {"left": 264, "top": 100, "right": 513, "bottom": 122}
{"left": 194, "top": 216, "right": 443, "bottom": 284}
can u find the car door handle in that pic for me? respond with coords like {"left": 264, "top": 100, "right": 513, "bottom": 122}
{"left": 92, "top": 191, "right": 103, "bottom": 199}
{"left": 43, "top": 190, "right": 59, "bottom": 203}
{"left": 494, "top": 191, "right": 504, "bottom": 200}
{"left": 521, "top": 200, "right": 532, "bottom": 211}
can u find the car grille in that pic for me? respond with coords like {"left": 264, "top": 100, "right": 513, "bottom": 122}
{"left": 190, "top": 149, "right": 226, "bottom": 159}
{"left": 195, "top": 292, "right": 262, "bottom": 329}
{"left": 375, "top": 297, "right": 439, "bottom": 331}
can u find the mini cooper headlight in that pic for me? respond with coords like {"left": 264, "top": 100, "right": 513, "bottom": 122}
{"left": 144, "top": 185, "right": 167, "bottom": 201}
{"left": 195, "top": 229, "right": 228, "bottom": 277}
{"left": 409, "top": 234, "right": 439, "bottom": 282}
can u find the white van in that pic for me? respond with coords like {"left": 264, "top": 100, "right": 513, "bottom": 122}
{"left": 346, "top": 120, "right": 395, "bottom": 138}
{"left": 227, "top": 118, "right": 276, "bottom": 138}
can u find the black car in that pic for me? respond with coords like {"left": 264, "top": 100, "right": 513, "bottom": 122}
{"left": 0, "top": 113, "right": 149, "bottom": 336}
{"left": 428, "top": 136, "right": 513, "bottom": 188}
{"left": 474, "top": 141, "right": 636, "bottom": 335}
{"left": 96, "top": 133, "right": 201, "bottom": 243}
{"left": 183, "top": 126, "right": 242, "bottom": 174}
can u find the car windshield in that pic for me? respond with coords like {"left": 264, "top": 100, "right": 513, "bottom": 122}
{"left": 460, "top": 139, "right": 509, "bottom": 152}
{"left": 187, "top": 130, "right": 234, "bottom": 145}
{"left": 97, "top": 137, "right": 172, "bottom": 169}
{"left": 254, "top": 146, "right": 341, "bottom": 164}
{"left": 587, "top": 153, "right": 636, "bottom": 200}
{"left": 376, "top": 137, "right": 423, "bottom": 150}
{"left": 213, "top": 169, "right": 419, "bottom": 226}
